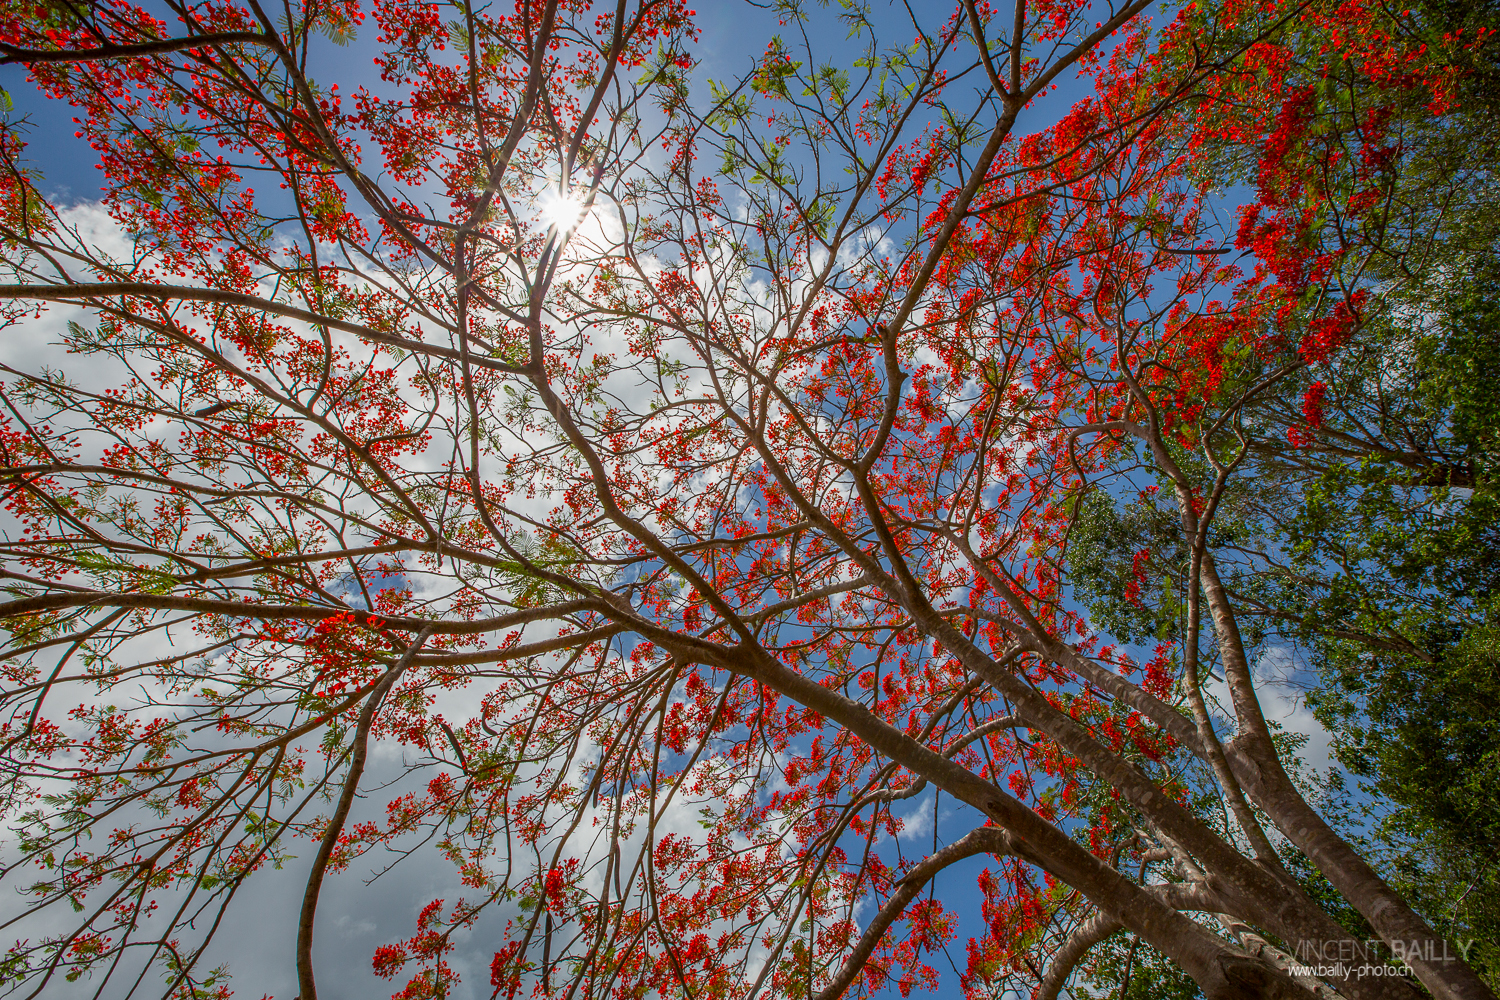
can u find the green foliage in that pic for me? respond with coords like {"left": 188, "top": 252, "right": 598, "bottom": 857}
{"left": 1253, "top": 258, "right": 1500, "bottom": 991}
{"left": 1309, "top": 624, "right": 1500, "bottom": 842}
{"left": 1300, "top": 626, "right": 1500, "bottom": 988}
{"left": 1414, "top": 271, "right": 1500, "bottom": 478}
{"left": 1078, "top": 935, "right": 1203, "bottom": 1000}
{"left": 1066, "top": 488, "right": 1185, "bottom": 645}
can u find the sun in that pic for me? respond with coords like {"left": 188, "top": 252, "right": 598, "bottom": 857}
{"left": 539, "top": 188, "right": 587, "bottom": 232}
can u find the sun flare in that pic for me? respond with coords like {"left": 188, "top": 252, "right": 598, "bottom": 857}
{"left": 539, "top": 188, "right": 587, "bottom": 232}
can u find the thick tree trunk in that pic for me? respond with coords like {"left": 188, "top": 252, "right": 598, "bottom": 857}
{"left": 1195, "top": 555, "right": 1497, "bottom": 1000}
{"left": 697, "top": 635, "right": 1321, "bottom": 1000}
{"left": 905, "top": 597, "right": 1421, "bottom": 1000}
{"left": 1127, "top": 407, "right": 1495, "bottom": 1000}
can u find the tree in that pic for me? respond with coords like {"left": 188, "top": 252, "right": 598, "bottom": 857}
{"left": 0, "top": 1, "right": 1491, "bottom": 999}
{"left": 1118, "top": 1, "right": 1500, "bottom": 985}
{"left": 1218, "top": 131, "right": 1500, "bottom": 995}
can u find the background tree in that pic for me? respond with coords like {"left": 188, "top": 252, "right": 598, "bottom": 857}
{"left": 1154, "top": 2, "right": 1500, "bottom": 980}
{"left": 1065, "top": 0, "right": 1500, "bottom": 986}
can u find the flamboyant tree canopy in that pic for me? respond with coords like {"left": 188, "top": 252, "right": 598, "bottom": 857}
{"left": 0, "top": 0, "right": 1495, "bottom": 999}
